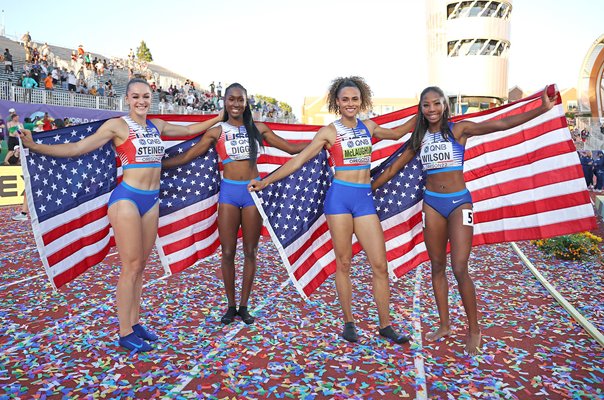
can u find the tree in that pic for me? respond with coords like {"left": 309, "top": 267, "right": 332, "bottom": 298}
{"left": 136, "top": 40, "right": 153, "bottom": 62}
{"left": 255, "top": 95, "right": 292, "bottom": 113}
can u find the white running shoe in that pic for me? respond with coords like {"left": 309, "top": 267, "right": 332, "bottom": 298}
{"left": 12, "top": 213, "right": 28, "bottom": 221}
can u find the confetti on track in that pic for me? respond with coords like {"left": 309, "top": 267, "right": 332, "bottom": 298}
{"left": 0, "top": 204, "right": 602, "bottom": 399}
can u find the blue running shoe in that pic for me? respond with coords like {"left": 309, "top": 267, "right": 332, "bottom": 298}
{"left": 379, "top": 325, "right": 410, "bottom": 344}
{"left": 132, "top": 323, "right": 158, "bottom": 341}
{"left": 118, "top": 332, "right": 153, "bottom": 352}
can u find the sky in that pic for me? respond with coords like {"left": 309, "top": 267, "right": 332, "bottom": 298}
{"left": 2, "top": 0, "right": 603, "bottom": 115}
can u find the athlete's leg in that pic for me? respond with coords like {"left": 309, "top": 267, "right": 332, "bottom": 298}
{"left": 108, "top": 200, "right": 145, "bottom": 338}
{"left": 326, "top": 214, "right": 355, "bottom": 324}
{"left": 217, "top": 203, "right": 242, "bottom": 308}
{"left": 423, "top": 204, "right": 452, "bottom": 341}
{"left": 352, "top": 214, "right": 391, "bottom": 328}
{"left": 239, "top": 205, "right": 262, "bottom": 308}
{"left": 448, "top": 204, "right": 481, "bottom": 354}
{"left": 131, "top": 204, "right": 159, "bottom": 328}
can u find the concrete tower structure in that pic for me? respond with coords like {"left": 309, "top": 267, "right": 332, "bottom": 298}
{"left": 426, "top": 0, "right": 512, "bottom": 114}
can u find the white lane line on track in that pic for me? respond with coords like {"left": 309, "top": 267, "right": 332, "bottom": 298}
{"left": 412, "top": 265, "right": 428, "bottom": 400}
{"left": 167, "top": 278, "right": 291, "bottom": 396}
{"left": 0, "top": 251, "right": 120, "bottom": 290}
{"left": 510, "top": 242, "right": 604, "bottom": 348}
{"left": 0, "top": 273, "right": 45, "bottom": 290}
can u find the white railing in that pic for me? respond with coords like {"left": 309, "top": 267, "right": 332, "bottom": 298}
{"left": 0, "top": 80, "right": 123, "bottom": 111}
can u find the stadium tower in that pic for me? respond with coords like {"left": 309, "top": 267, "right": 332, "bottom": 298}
{"left": 426, "top": 0, "right": 512, "bottom": 114}
{"left": 578, "top": 34, "right": 604, "bottom": 119}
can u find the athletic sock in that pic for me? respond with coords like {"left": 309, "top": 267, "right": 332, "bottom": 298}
{"left": 342, "top": 322, "right": 358, "bottom": 342}
{"left": 379, "top": 325, "right": 410, "bottom": 344}
{"left": 132, "top": 323, "right": 158, "bottom": 342}
{"left": 237, "top": 306, "right": 255, "bottom": 325}
{"left": 221, "top": 306, "right": 237, "bottom": 325}
{"left": 118, "top": 332, "right": 153, "bottom": 353}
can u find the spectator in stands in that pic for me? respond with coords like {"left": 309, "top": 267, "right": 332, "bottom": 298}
{"left": 594, "top": 151, "right": 604, "bottom": 193}
{"left": 77, "top": 45, "right": 85, "bottom": 57}
{"left": 32, "top": 47, "right": 40, "bottom": 64}
{"left": 4, "top": 113, "right": 23, "bottom": 166}
{"left": 217, "top": 82, "right": 223, "bottom": 97}
{"left": 30, "top": 65, "right": 42, "bottom": 85}
{"left": 51, "top": 66, "right": 60, "bottom": 85}
{"left": 6, "top": 144, "right": 21, "bottom": 166}
{"left": 3, "top": 49, "right": 13, "bottom": 73}
{"left": 0, "top": 116, "right": 6, "bottom": 145}
{"left": 581, "top": 128, "right": 590, "bottom": 142}
{"left": 67, "top": 71, "right": 77, "bottom": 92}
{"left": 95, "top": 59, "right": 104, "bottom": 76}
{"left": 21, "top": 31, "right": 32, "bottom": 48}
{"left": 44, "top": 74, "right": 54, "bottom": 91}
{"left": 89, "top": 85, "right": 98, "bottom": 96}
{"left": 41, "top": 43, "right": 50, "bottom": 62}
{"left": 24, "top": 45, "right": 32, "bottom": 63}
{"left": 77, "top": 81, "right": 89, "bottom": 95}
{"left": 60, "top": 69, "right": 68, "bottom": 89}
{"left": 579, "top": 150, "right": 594, "bottom": 189}
{"left": 22, "top": 73, "right": 38, "bottom": 102}
{"left": 209, "top": 81, "right": 215, "bottom": 94}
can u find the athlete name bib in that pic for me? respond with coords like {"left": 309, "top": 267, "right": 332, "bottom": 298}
{"left": 342, "top": 135, "right": 372, "bottom": 165}
{"left": 420, "top": 141, "right": 455, "bottom": 170}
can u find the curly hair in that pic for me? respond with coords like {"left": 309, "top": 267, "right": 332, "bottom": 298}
{"left": 326, "top": 76, "right": 373, "bottom": 115}
{"left": 409, "top": 86, "right": 453, "bottom": 152}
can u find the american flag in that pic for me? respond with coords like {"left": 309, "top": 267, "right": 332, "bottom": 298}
{"left": 156, "top": 137, "right": 221, "bottom": 275}
{"left": 251, "top": 88, "right": 596, "bottom": 298}
{"left": 21, "top": 120, "right": 117, "bottom": 289}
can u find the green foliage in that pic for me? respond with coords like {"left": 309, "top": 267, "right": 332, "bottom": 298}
{"left": 531, "top": 232, "right": 602, "bottom": 261}
{"left": 278, "top": 101, "right": 292, "bottom": 114}
{"left": 136, "top": 40, "right": 153, "bottom": 62}
{"left": 255, "top": 94, "right": 292, "bottom": 113}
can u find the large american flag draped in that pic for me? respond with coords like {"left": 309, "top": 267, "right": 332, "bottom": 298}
{"left": 21, "top": 121, "right": 117, "bottom": 289}
{"left": 155, "top": 136, "right": 221, "bottom": 275}
{"left": 22, "top": 87, "right": 595, "bottom": 292}
{"left": 251, "top": 88, "right": 596, "bottom": 298}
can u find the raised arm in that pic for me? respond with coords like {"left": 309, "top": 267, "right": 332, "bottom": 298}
{"left": 154, "top": 110, "right": 223, "bottom": 137}
{"left": 248, "top": 125, "right": 334, "bottom": 191}
{"left": 367, "top": 114, "right": 418, "bottom": 141}
{"left": 18, "top": 118, "right": 120, "bottom": 157}
{"left": 257, "top": 122, "right": 307, "bottom": 155}
{"left": 371, "top": 146, "right": 417, "bottom": 190}
{"left": 162, "top": 126, "right": 221, "bottom": 169}
{"left": 455, "top": 86, "right": 557, "bottom": 140}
